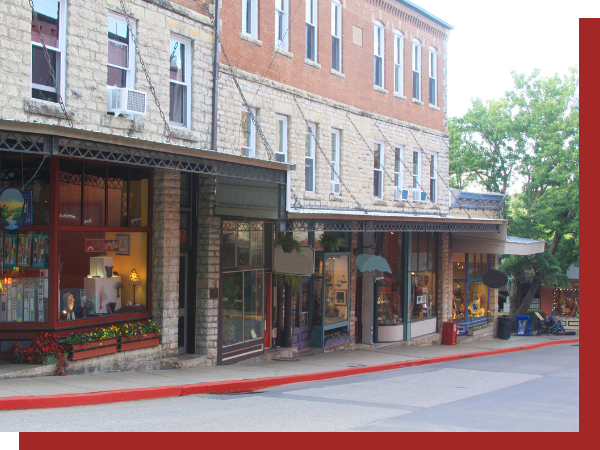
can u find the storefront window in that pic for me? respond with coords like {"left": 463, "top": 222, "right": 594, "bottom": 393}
{"left": 222, "top": 221, "right": 264, "bottom": 269}
{"left": 377, "top": 232, "right": 404, "bottom": 329}
{"left": 452, "top": 253, "right": 490, "bottom": 325}
{"left": 410, "top": 233, "right": 437, "bottom": 320}
{"left": 58, "top": 231, "right": 148, "bottom": 320}
{"left": 553, "top": 286, "right": 579, "bottom": 317}
{"left": 467, "top": 280, "right": 488, "bottom": 318}
{"left": 323, "top": 254, "right": 349, "bottom": 325}
{"left": 1, "top": 231, "right": 50, "bottom": 323}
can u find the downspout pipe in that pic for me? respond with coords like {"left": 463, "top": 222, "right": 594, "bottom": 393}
{"left": 211, "top": 0, "right": 220, "bottom": 151}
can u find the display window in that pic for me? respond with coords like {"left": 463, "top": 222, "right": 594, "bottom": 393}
{"left": 221, "top": 220, "right": 265, "bottom": 347}
{"left": 377, "top": 232, "right": 404, "bottom": 328}
{"left": 410, "top": 233, "right": 437, "bottom": 321}
{"left": 452, "top": 253, "right": 489, "bottom": 323}
{"left": 553, "top": 286, "right": 579, "bottom": 317}
{"left": 323, "top": 254, "right": 349, "bottom": 325}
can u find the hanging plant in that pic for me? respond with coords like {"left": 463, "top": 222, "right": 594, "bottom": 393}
{"left": 274, "top": 273, "right": 302, "bottom": 294}
{"left": 319, "top": 232, "right": 346, "bottom": 252}
{"left": 274, "top": 232, "right": 302, "bottom": 254}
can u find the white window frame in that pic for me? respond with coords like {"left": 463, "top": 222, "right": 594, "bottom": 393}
{"left": 275, "top": 114, "right": 288, "bottom": 163}
{"left": 305, "top": 122, "right": 317, "bottom": 192}
{"left": 331, "top": 129, "right": 341, "bottom": 194}
{"left": 412, "top": 39, "right": 421, "bottom": 101}
{"left": 394, "top": 146, "right": 404, "bottom": 200}
{"left": 429, "top": 47, "right": 437, "bottom": 106}
{"left": 429, "top": 153, "right": 437, "bottom": 204}
{"left": 240, "top": 108, "right": 257, "bottom": 157}
{"left": 306, "top": 0, "right": 318, "bottom": 62}
{"left": 412, "top": 148, "right": 423, "bottom": 201}
{"left": 275, "top": 0, "right": 289, "bottom": 50}
{"left": 107, "top": 12, "right": 136, "bottom": 89}
{"left": 393, "top": 30, "right": 404, "bottom": 96}
{"left": 169, "top": 35, "right": 191, "bottom": 129}
{"left": 373, "top": 141, "right": 384, "bottom": 199}
{"left": 242, "top": 0, "right": 259, "bottom": 39}
{"left": 31, "top": 0, "right": 67, "bottom": 102}
{"left": 331, "top": 0, "right": 342, "bottom": 72}
{"left": 373, "top": 21, "right": 384, "bottom": 88}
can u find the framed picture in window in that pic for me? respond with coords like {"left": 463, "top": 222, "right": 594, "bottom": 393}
{"left": 32, "top": 234, "right": 46, "bottom": 268}
{"left": 17, "top": 233, "right": 32, "bottom": 267}
{"left": 334, "top": 290, "right": 347, "bottom": 306}
{"left": 4, "top": 233, "right": 16, "bottom": 268}
{"left": 115, "top": 234, "right": 130, "bottom": 255}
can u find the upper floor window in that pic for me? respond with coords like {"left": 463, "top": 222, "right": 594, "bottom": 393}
{"left": 374, "top": 141, "right": 384, "bottom": 199}
{"left": 242, "top": 0, "right": 259, "bottom": 39}
{"left": 275, "top": 115, "right": 288, "bottom": 163}
{"left": 412, "top": 39, "right": 421, "bottom": 101}
{"left": 306, "top": 0, "right": 318, "bottom": 61}
{"left": 412, "top": 149, "right": 422, "bottom": 201}
{"left": 331, "top": 1, "right": 342, "bottom": 72}
{"left": 169, "top": 36, "right": 191, "bottom": 128}
{"left": 305, "top": 123, "right": 316, "bottom": 192}
{"left": 394, "top": 146, "right": 403, "bottom": 200}
{"left": 430, "top": 153, "right": 437, "bottom": 203}
{"left": 108, "top": 13, "right": 135, "bottom": 88}
{"left": 240, "top": 108, "right": 257, "bottom": 157}
{"left": 429, "top": 47, "right": 437, "bottom": 106}
{"left": 31, "top": 0, "right": 67, "bottom": 102}
{"left": 275, "top": 0, "right": 289, "bottom": 50}
{"left": 393, "top": 31, "right": 404, "bottom": 96}
{"left": 331, "top": 129, "right": 341, "bottom": 194}
{"left": 374, "top": 21, "right": 384, "bottom": 88}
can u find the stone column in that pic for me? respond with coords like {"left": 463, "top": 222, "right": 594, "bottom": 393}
{"left": 438, "top": 232, "right": 453, "bottom": 330}
{"left": 151, "top": 169, "right": 180, "bottom": 364}
{"left": 349, "top": 231, "right": 358, "bottom": 345}
{"left": 195, "top": 175, "right": 220, "bottom": 365}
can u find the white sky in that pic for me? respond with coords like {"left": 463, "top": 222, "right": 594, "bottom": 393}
{"left": 412, "top": 0, "right": 592, "bottom": 118}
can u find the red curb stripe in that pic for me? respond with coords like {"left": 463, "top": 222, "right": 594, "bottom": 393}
{"left": 0, "top": 338, "right": 578, "bottom": 411}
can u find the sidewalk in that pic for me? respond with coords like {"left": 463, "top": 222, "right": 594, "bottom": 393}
{"left": 0, "top": 334, "right": 578, "bottom": 411}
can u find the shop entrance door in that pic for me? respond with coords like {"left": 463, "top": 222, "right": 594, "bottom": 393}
{"left": 179, "top": 173, "right": 197, "bottom": 354}
{"left": 292, "top": 278, "right": 311, "bottom": 349}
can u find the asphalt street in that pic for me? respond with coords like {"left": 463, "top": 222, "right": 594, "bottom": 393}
{"left": 0, "top": 344, "right": 578, "bottom": 432}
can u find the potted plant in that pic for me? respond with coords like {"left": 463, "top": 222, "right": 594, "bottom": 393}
{"left": 319, "top": 233, "right": 346, "bottom": 252}
{"left": 274, "top": 273, "right": 301, "bottom": 294}
{"left": 274, "top": 232, "right": 302, "bottom": 254}
{"left": 323, "top": 329, "right": 350, "bottom": 348}
{"left": 119, "top": 320, "right": 162, "bottom": 352}
{"left": 467, "top": 322, "right": 493, "bottom": 336}
{"left": 8, "top": 333, "right": 68, "bottom": 376}
{"left": 64, "top": 326, "right": 120, "bottom": 361}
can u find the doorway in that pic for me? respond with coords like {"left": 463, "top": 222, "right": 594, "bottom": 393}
{"left": 291, "top": 278, "right": 311, "bottom": 349}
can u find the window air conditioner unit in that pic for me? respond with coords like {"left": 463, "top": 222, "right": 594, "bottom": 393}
{"left": 107, "top": 87, "right": 146, "bottom": 120}
{"left": 413, "top": 189, "right": 427, "bottom": 202}
{"left": 395, "top": 188, "right": 409, "bottom": 201}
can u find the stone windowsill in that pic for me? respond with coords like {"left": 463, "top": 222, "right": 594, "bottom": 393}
{"left": 412, "top": 98, "right": 424, "bottom": 105}
{"left": 330, "top": 69, "right": 345, "bottom": 79}
{"left": 304, "top": 58, "right": 321, "bottom": 69}
{"left": 373, "top": 85, "right": 388, "bottom": 94}
{"left": 240, "top": 33, "right": 262, "bottom": 47}
{"left": 170, "top": 127, "right": 197, "bottom": 141}
{"left": 329, "top": 193, "right": 343, "bottom": 201}
{"left": 393, "top": 92, "right": 407, "bottom": 100}
{"left": 23, "top": 98, "right": 76, "bottom": 121}
{"left": 303, "top": 192, "right": 319, "bottom": 200}
{"left": 101, "top": 114, "right": 144, "bottom": 132}
{"left": 373, "top": 199, "right": 387, "bottom": 206}
{"left": 274, "top": 46, "right": 293, "bottom": 58}
{"left": 429, "top": 104, "right": 440, "bottom": 111}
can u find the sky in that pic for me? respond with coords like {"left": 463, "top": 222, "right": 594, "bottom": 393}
{"left": 411, "top": 0, "right": 593, "bottom": 118}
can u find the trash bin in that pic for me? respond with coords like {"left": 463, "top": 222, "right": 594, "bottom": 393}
{"left": 497, "top": 316, "right": 511, "bottom": 340}
{"left": 516, "top": 315, "right": 531, "bottom": 336}
{"left": 442, "top": 322, "right": 458, "bottom": 345}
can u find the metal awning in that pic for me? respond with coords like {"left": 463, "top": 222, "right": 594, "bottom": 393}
{"left": 453, "top": 234, "right": 545, "bottom": 255}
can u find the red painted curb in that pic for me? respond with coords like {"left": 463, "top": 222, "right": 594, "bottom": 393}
{"left": 0, "top": 338, "right": 578, "bottom": 411}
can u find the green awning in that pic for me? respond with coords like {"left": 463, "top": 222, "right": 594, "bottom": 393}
{"left": 354, "top": 254, "right": 392, "bottom": 273}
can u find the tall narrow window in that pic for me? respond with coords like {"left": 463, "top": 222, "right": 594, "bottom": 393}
{"left": 374, "top": 21, "right": 384, "bottom": 88}
{"left": 242, "top": 0, "right": 258, "bottom": 39}
{"left": 275, "top": 115, "right": 288, "bottom": 163}
{"left": 306, "top": 0, "right": 318, "bottom": 61}
{"left": 412, "top": 149, "right": 422, "bottom": 201}
{"left": 430, "top": 153, "right": 437, "bottom": 203}
{"left": 31, "top": 0, "right": 66, "bottom": 102}
{"left": 305, "top": 123, "right": 316, "bottom": 192}
{"left": 240, "top": 108, "right": 256, "bottom": 157}
{"left": 169, "top": 37, "right": 191, "bottom": 128}
{"left": 429, "top": 47, "right": 437, "bottom": 106}
{"left": 331, "top": 1, "right": 342, "bottom": 72}
{"left": 108, "top": 13, "right": 135, "bottom": 88}
{"left": 331, "top": 129, "right": 341, "bottom": 194}
{"left": 393, "top": 31, "right": 404, "bottom": 95}
{"left": 412, "top": 39, "right": 421, "bottom": 101}
{"left": 374, "top": 142, "right": 384, "bottom": 199}
{"left": 275, "top": 0, "right": 289, "bottom": 50}
{"left": 394, "top": 146, "right": 403, "bottom": 200}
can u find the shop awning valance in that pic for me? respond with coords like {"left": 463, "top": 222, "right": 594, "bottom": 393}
{"left": 354, "top": 254, "right": 392, "bottom": 273}
{"left": 453, "top": 235, "right": 545, "bottom": 255}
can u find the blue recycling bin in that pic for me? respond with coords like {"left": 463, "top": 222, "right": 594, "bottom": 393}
{"left": 516, "top": 315, "right": 530, "bottom": 336}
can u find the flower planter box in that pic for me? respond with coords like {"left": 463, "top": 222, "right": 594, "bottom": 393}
{"left": 120, "top": 332, "right": 161, "bottom": 352}
{"left": 69, "top": 338, "right": 118, "bottom": 361}
{"left": 324, "top": 334, "right": 349, "bottom": 348}
{"left": 467, "top": 326, "right": 493, "bottom": 336}
{"left": 41, "top": 353, "right": 68, "bottom": 365}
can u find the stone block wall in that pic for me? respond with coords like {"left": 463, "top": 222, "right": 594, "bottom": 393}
{"left": 438, "top": 232, "right": 453, "bottom": 329}
{"left": 151, "top": 169, "right": 180, "bottom": 361}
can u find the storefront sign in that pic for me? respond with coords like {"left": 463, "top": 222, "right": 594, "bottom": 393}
{"left": 0, "top": 188, "right": 32, "bottom": 230}
{"left": 482, "top": 270, "right": 509, "bottom": 289}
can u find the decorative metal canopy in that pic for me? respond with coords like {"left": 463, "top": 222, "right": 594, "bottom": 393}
{"left": 285, "top": 219, "right": 500, "bottom": 233}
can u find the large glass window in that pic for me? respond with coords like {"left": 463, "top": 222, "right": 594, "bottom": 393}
{"left": 393, "top": 30, "right": 404, "bottom": 95}
{"left": 429, "top": 47, "right": 437, "bottom": 106}
{"left": 242, "top": 0, "right": 258, "bottom": 39}
{"left": 275, "top": 0, "right": 289, "bottom": 50}
{"left": 452, "top": 253, "right": 490, "bottom": 322}
{"left": 412, "top": 39, "right": 421, "bottom": 101}
{"left": 410, "top": 233, "right": 437, "bottom": 321}
{"left": 31, "top": 0, "right": 66, "bottom": 102}
{"left": 374, "top": 21, "right": 384, "bottom": 88}
{"left": 108, "top": 14, "right": 135, "bottom": 88}
{"left": 331, "top": 1, "right": 342, "bottom": 72}
{"left": 169, "top": 37, "right": 191, "bottom": 128}
{"left": 323, "top": 254, "right": 349, "bottom": 325}
{"left": 377, "top": 232, "right": 404, "bottom": 329}
{"left": 222, "top": 221, "right": 264, "bottom": 269}
{"left": 306, "top": 0, "right": 318, "bottom": 61}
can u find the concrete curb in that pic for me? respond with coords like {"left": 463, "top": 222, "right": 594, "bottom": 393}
{"left": 0, "top": 338, "right": 578, "bottom": 411}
